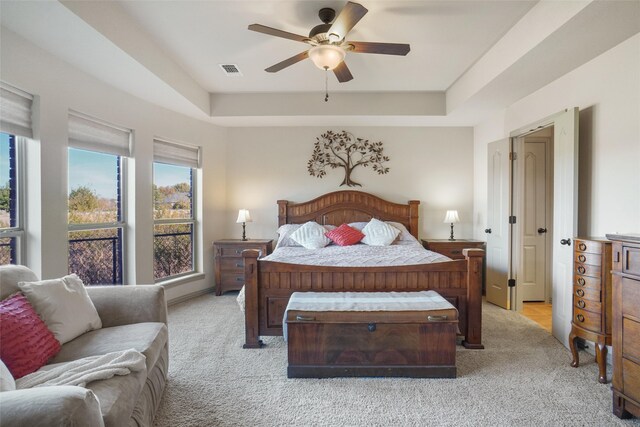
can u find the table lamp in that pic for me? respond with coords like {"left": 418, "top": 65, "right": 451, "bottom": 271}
{"left": 236, "top": 209, "right": 252, "bottom": 241}
{"left": 443, "top": 210, "right": 460, "bottom": 241}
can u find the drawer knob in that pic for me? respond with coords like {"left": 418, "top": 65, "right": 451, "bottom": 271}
{"left": 578, "top": 255, "right": 586, "bottom": 262}
{"left": 576, "top": 289, "right": 585, "bottom": 297}
{"left": 577, "top": 300, "right": 586, "bottom": 308}
{"left": 236, "top": 277, "right": 243, "bottom": 282}
{"left": 368, "top": 323, "right": 376, "bottom": 332}
{"left": 236, "top": 250, "right": 242, "bottom": 254}
{"left": 236, "top": 263, "right": 243, "bottom": 268}
{"left": 576, "top": 314, "right": 585, "bottom": 323}
{"left": 577, "top": 277, "right": 585, "bottom": 286}
{"left": 577, "top": 266, "right": 586, "bottom": 274}
{"left": 579, "top": 243, "right": 587, "bottom": 251}
{"left": 451, "top": 250, "right": 461, "bottom": 254}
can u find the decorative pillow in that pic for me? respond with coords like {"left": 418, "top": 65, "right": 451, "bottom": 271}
{"left": 18, "top": 274, "right": 102, "bottom": 345}
{"left": 276, "top": 223, "right": 335, "bottom": 248}
{"left": 325, "top": 223, "right": 365, "bottom": 246}
{"left": 0, "top": 293, "right": 61, "bottom": 379}
{"left": 361, "top": 218, "right": 401, "bottom": 246}
{"left": 0, "top": 359, "right": 16, "bottom": 391}
{"left": 387, "top": 221, "right": 418, "bottom": 243}
{"left": 290, "top": 221, "right": 332, "bottom": 249}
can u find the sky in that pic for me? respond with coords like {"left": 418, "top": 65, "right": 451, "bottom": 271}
{"left": 0, "top": 133, "right": 10, "bottom": 186}
{"left": 69, "top": 148, "right": 190, "bottom": 199}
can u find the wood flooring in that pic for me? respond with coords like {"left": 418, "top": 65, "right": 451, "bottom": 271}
{"left": 522, "top": 302, "right": 552, "bottom": 333}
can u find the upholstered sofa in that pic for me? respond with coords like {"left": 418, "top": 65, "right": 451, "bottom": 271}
{"left": 0, "top": 265, "right": 168, "bottom": 427}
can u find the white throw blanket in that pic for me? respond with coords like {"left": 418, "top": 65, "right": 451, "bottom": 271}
{"left": 16, "top": 349, "right": 146, "bottom": 389}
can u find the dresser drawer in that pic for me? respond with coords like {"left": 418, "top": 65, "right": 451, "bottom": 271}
{"left": 221, "top": 272, "right": 245, "bottom": 287}
{"left": 573, "top": 295, "right": 601, "bottom": 313}
{"left": 622, "top": 358, "right": 640, "bottom": 402}
{"left": 434, "top": 247, "right": 465, "bottom": 259}
{"left": 622, "top": 246, "right": 640, "bottom": 277}
{"left": 574, "top": 274, "right": 601, "bottom": 289}
{"left": 219, "top": 257, "right": 244, "bottom": 272}
{"left": 575, "top": 263, "right": 601, "bottom": 278}
{"left": 217, "top": 246, "right": 263, "bottom": 257}
{"left": 573, "top": 307, "right": 601, "bottom": 331}
{"left": 621, "top": 277, "right": 640, "bottom": 320}
{"left": 575, "top": 239, "right": 602, "bottom": 254}
{"left": 623, "top": 318, "right": 640, "bottom": 362}
{"left": 574, "top": 252, "right": 602, "bottom": 266}
{"left": 573, "top": 285, "right": 601, "bottom": 302}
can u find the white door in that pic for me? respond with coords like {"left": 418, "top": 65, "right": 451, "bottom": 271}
{"left": 520, "top": 141, "right": 548, "bottom": 301}
{"left": 486, "top": 138, "right": 511, "bottom": 309}
{"left": 551, "top": 108, "right": 579, "bottom": 348}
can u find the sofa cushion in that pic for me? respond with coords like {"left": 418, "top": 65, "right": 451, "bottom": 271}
{"left": 49, "top": 322, "right": 167, "bottom": 376}
{"left": 0, "top": 293, "right": 61, "bottom": 379}
{"left": 0, "top": 265, "right": 38, "bottom": 300}
{"left": 86, "top": 367, "right": 147, "bottom": 427}
{"left": 18, "top": 274, "right": 102, "bottom": 344}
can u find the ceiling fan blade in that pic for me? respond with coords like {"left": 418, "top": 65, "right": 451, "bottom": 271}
{"left": 248, "top": 24, "right": 310, "bottom": 43}
{"left": 265, "top": 51, "right": 309, "bottom": 73}
{"left": 333, "top": 61, "right": 354, "bottom": 83}
{"left": 328, "top": 2, "right": 368, "bottom": 41}
{"left": 347, "top": 41, "right": 410, "bottom": 56}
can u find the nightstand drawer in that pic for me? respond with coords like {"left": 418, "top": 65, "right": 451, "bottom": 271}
{"left": 573, "top": 307, "right": 601, "bottom": 331}
{"left": 575, "top": 262, "right": 601, "bottom": 278}
{"left": 573, "top": 295, "right": 601, "bottom": 313}
{"left": 574, "top": 274, "right": 601, "bottom": 289}
{"left": 219, "top": 257, "right": 244, "bottom": 272}
{"left": 435, "top": 247, "right": 465, "bottom": 259}
{"left": 221, "top": 272, "right": 245, "bottom": 287}
{"left": 217, "top": 246, "right": 265, "bottom": 257}
{"left": 573, "top": 285, "right": 601, "bottom": 302}
{"left": 575, "top": 239, "right": 602, "bottom": 254}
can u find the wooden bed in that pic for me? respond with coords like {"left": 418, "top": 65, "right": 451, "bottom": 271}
{"left": 242, "top": 190, "right": 484, "bottom": 350}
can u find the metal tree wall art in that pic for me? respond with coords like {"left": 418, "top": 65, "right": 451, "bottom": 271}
{"left": 307, "top": 131, "right": 390, "bottom": 187}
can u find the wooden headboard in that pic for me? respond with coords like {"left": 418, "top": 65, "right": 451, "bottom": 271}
{"left": 277, "top": 191, "right": 420, "bottom": 239}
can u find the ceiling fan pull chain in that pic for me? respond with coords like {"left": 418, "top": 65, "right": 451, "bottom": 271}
{"left": 324, "top": 68, "right": 329, "bottom": 102}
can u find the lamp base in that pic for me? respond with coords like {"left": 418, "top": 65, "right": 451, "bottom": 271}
{"left": 449, "top": 223, "right": 456, "bottom": 241}
{"left": 241, "top": 223, "right": 247, "bottom": 241}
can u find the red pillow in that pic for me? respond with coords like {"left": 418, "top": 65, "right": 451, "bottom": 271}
{"left": 0, "top": 293, "right": 61, "bottom": 379}
{"left": 325, "top": 223, "right": 365, "bottom": 246}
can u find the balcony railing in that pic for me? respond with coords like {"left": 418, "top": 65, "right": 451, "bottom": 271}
{"left": 69, "top": 235, "right": 122, "bottom": 285}
{"left": 154, "top": 229, "right": 193, "bottom": 280}
{"left": 0, "top": 238, "right": 14, "bottom": 265}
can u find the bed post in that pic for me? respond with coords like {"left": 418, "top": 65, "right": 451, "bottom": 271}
{"left": 277, "top": 200, "right": 288, "bottom": 227}
{"left": 243, "top": 250, "right": 262, "bottom": 348}
{"left": 462, "top": 248, "right": 485, "bottom": 349}
{"left": 408, "top": 200, "right": 420, "bottom": 239}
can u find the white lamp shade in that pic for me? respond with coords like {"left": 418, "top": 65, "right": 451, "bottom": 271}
{"left": 236, "top": 209, "right": 252, "bottom": 223}
{"left": 443, "top": 210, "right": 460, "bottom": 224}
{"left": 308, "top": 45, "right": 346, "bottom": 70}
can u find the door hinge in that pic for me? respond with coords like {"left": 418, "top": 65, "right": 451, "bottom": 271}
{"left": 509, "top": 152, "right": 517, "bottom": 160}
{"left": 509, "top": 216, "right": 516, "bottom": 224}
{"left": 508, "top": 279, "right": 516, "bottom": 288}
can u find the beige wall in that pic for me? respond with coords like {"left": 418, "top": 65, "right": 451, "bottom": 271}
{"left": 226, "top": 127, "right": 474, "bottom": 241}
{"left": 1, "top": 29, "right": 228, "bottom": 301}
{"left": 473, "top": 34, "right": 640, "bottom": 240}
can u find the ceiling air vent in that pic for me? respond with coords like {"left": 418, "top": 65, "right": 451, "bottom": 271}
{"left": 219, "top": 64, "right": 243, "bottom": 76}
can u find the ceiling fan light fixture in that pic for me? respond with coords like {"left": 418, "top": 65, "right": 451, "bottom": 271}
{"left": 308, "top": 45, "right": 345, "bottom": 70}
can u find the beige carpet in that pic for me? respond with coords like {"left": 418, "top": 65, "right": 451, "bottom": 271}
{"left": 153, "top": 294, "right": 640, "bottom": 427}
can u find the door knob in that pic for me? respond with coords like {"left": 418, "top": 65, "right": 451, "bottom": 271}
{"left": 537, "top": 228, "right": 547, "bottom": 234}
{"left": 484, "top": 228, "right": 492, "bottom": 234}
{"left": 560, "top": 238, "right": 572, "bottom": 246}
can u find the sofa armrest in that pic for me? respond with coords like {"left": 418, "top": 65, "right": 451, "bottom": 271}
{"left": 0, "top": 386, "right": 104, "bottom": 427}
{"left": 86, "top": 285, "right": 167, "bottom": 328}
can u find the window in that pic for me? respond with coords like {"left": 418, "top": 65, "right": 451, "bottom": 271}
{"left": 67, "top": 113, "right": 130, "bottom": 285}
{"left": 153, "top": 139, "right": 200, "bottom": 281}
{"left": 0, "top": 133, "right": 24, "bottom": 265}
{"left": 0, "top": 82, "right": 32, "bottom": 266}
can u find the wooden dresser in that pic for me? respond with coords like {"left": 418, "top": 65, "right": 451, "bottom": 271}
{"left": 568, "top": 237, "right": 612, "bottom": 383}
{"left": 213, "top": 239, "right": 273, "bottom": 296}
{"left": 606, "top": 233, "right": 640, "bottom": 419}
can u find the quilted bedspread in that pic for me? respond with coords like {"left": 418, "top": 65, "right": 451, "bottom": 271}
{"left": 261, "top": 241, "right": 451, "bottom": 267}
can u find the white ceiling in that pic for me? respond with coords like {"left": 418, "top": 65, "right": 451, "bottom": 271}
{"left": 1, "top": 1, "right": 639, "bottom": 127}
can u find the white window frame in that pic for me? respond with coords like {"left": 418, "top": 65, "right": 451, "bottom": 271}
{"left": 0, "top": 134, "right": 26, "bottom": 264}
{"left": 152, "top": 162, "right": 198, "bottom": 282}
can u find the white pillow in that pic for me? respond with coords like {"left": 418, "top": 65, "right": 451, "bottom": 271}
{"left": 290, "top": 221, "right": 332, "bottom": 249}
{"left": 387, "top": 221, "right": 418, "bottom": 243}
{"left": 18, "top": 274, "right": 102, "bottom": 344}
{"left": 0, "top": 359, "right": 16, "bottom": 392}
{"left": 276, "top": 223, "right": 335, "bottom": 248}
{"left": 361, "top": 218, "right": 401, "bottom": 246}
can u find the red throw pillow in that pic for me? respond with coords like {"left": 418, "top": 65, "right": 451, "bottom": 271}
{"left": 325, "top": 223, "right": 365, "bottom": 246}
{"left": 0, "top": 293, "right": 61, "bottom": 379}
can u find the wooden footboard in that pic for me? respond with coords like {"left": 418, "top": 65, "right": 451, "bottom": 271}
{"left": 243, "top": 249, "right": 484, "bottom": 350}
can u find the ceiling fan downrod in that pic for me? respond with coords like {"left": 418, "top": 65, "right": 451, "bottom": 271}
{"left": 325, "top": 68, "right": 329, "bottom": 102}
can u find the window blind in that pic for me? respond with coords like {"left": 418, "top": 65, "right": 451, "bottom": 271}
{"left": 0, "top": 83, "right": 33, "bottom": 138}
{"left": 153, "top": 139, "right": 201, "bottom": 168}
{"left": 68, "top": 112, "right": 131, "bottom": 157}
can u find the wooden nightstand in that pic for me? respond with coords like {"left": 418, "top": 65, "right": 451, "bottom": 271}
{"left": 421, "top": 239, "right": 485, "bottom": 260}
{"left": 213, "top": 239, "right": 273, "bottom": 296}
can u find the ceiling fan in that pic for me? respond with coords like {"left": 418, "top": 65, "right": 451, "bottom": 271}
{"left": 248, "top": 1, "right": 410, "bottom": 84}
